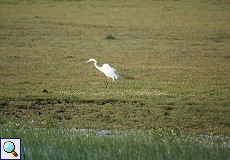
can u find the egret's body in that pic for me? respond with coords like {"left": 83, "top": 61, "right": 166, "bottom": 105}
{"left": 86, "top": 58, "right": 119, "bottom": 87}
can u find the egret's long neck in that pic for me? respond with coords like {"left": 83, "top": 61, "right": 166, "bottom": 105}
{"left": 92, "top": 59, "right": 103, "bottom": 72}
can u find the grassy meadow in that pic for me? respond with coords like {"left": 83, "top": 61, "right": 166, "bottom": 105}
{"left": 0, "top": 126, "right": 229, "bottom": 160}
{"left": 0, "top": 0, "right": 230, "bottom": 159}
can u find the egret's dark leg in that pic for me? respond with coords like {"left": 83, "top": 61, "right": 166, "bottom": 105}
{"left": 106, "top": 78, "right": 110, "bottom": 88}
{"left": 109, "top": 78, "right": 112, "bottom": 86}
{"left": 106, "top": 78, "right": 112, "bottom": 88}
{"left": 109, "top": 78, "right": 113, "bottom": 87}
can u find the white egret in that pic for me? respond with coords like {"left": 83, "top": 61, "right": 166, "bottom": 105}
{"left": 86, "top": 58, "right": 120, "bottom": 87}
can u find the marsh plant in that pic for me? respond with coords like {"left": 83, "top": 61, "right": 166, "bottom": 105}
{"left": 0, "top": 126, "right": 229, "bottom": 160}
{"left": 105, "top": 33, "right": 116, "bottom": 40}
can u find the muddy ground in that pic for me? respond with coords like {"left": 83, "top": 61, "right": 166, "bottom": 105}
{"left": 1, "top": 98, "right": 229, "bottom": 135}
{"left": 0, "top": 99, "right": 148, "bottom": 129}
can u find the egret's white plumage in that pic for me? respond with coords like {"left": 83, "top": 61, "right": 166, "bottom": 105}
{"left": 86, "top": 58, "right": 119, "bottom": 87}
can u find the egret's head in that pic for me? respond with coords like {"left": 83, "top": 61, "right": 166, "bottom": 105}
{"left": 85, "top": 58, "right": 95, "bottom": 63}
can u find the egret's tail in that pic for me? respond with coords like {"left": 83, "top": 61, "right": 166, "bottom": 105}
{"left": 114, "top": 72, "right": 120, "bottom": 80}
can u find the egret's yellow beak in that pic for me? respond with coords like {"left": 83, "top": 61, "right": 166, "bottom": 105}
{"left": 85, "top": 60, "right": 90, "bottom": 63}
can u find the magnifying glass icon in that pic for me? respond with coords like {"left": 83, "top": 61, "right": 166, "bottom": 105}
{"left": 3, "top": 141, "right": 18, "bottom": 157}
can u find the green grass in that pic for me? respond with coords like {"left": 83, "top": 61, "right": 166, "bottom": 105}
{"left": 105, "top": 33, "right": 116, "bottom": 40}
{"left": 0, "top": 126, "right": 229, "bottom": 160}
{"left": 0, "top": 0, "right": 230, "bottom": 135}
